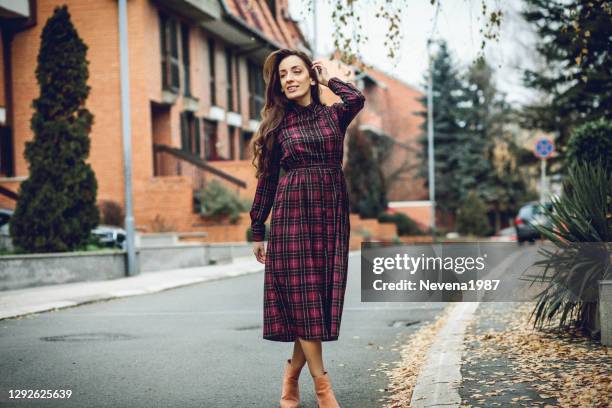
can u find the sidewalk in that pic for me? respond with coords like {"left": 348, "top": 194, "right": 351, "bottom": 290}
{"left": 0, "top": 255, "right": 264, "bottom": 321}
{"left": 458, "top": 302, "right": 610, "bottom": 408}
{"left": 399, "top": 301, "right": 610, "bottom": 408}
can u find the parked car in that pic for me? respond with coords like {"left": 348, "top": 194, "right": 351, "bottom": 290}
{"left": 491, "top": 226, "right": 517, "bottom": 242}
{"left": 0, "top": 208, "right": 126, "bottom": 250}
{"left": 91, "top": 225, "right": 127, "bottom": 250}
{"left": 0, "top": 208, "right": 13, "bottom": 235}
{"left": 514, "top": 201, "right": 553, "bottom": 244}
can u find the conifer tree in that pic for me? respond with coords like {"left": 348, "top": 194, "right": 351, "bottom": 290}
{"left": 521, "top": 0, "right": 611, "bottom": 152}
{"left": 417, "top": 41, "right": 464, "bottom": 223}
{"left": 10, "top": 5, "right": 99, "bottom": 253}
{"left": 457, "top": 60, "right": 500, "bottom": 195}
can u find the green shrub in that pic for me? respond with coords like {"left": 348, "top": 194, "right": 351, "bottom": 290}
{"left": 195, "top": 179, "right": 249, "bottom": 224}
{"left": 456, "top": 191, "right": 491, "bottom": 236}
{"left": 566, "top": 118, "right": 612, "bottom": 174}
{"left": 377, "top": 212, "right": 424, "bottom": 236}
{"left": 99, "top": 200, "right": 124, "bottom": 227}
{"left": 359, "top": 228, "right": 373, "bottom": 239}
{"left": 529, "top": 161, "right": 611, "bottom": 338}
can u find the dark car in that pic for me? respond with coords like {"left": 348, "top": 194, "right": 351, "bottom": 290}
{"left": 91, "top": 225, "right": 127, "bottom": 250}
{"left": 491, "top": 226, "right": 517, "bottom": 242}
{"left": 0, "top": 208, "right": 126, "bottom": 250}
{"left": 514, "top": 201, "right": 553, "bottom": 243}
{"left": 0, "top": 208, "right": 13, "bottom": 234}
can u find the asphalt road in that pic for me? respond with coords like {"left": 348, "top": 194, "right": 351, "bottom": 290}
{"left": 0, "top": 252, "right": 448, "bottom": 408}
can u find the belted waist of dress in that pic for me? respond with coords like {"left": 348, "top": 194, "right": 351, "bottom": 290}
{"left": 286, "top": 162, "right": 343, "bottom": 172}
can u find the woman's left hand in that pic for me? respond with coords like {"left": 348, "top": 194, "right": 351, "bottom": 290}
{"left": 312, "top": 60, "right": 330, "bottom": 87}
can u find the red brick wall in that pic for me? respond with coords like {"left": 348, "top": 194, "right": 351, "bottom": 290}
{"left": 9, "top": 0, "right": 124, "bottom": 205}
{"left": 362, "top": 69, "right": 428, "bottom": 202}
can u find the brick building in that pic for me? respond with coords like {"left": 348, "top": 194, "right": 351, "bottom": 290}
{"left": 0, "top": 0, "right": 319, "bottom": 233}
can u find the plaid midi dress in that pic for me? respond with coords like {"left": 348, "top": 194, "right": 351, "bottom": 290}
{"left": 250, "top": 77, "right": 365, "bottom": 342}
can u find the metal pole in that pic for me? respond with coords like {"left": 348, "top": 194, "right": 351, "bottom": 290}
{"left": 427, "top": 39, "right": 436, "bottom": 241}
{"left": 540, "top": 159, "right": 546, "bottom": 203}
{"left": 118, "top": 0, "right": 137, "bottom": 276}
{"left": 426, "top": 2, "right": 440, "bottom": 241}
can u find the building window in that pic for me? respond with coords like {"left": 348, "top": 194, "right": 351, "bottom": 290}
{"left": 180, "top": 111, "right": 201, "bottom": 156}
{"left": 225, "top": 47, "right": 234, "bottom": 112}
{"left": 208, "top": 38, "right": 216, "bottom": 106}
{"left": 203, "top": 119, "right": 219, "bottom": 160}
{"left": 228, "top": 125, "right": 236, "bottom": 160}
{"left": 267, "top": 0, "right": 276, "bottom": 18}
{"left": 240, "top": 130, "right": 253, "bottom": 160}
{"left": 235, "top": 55, "right": 241, "bottom": 113}
{"left": 181, "top": 23, "right": 191, "bottom": 97}
{"left": 248, "top": 61, "right": 264, "bottom": 120}
{"left": 159, "top": 12, "right": 180, "bottom": 92}
{"left": 0, "top": 126, "right": 14, "bottom": 177}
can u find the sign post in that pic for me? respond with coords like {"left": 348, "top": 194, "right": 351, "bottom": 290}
{"left": 534, "top": 138, "right": 555, "bottom": 203}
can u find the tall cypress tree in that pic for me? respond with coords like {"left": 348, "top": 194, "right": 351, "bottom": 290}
{"left": 417, "top": 41, "right": 464, "bottom": 223}
{"left": 521, "top": 0, "right": 612, "bottom": 154}
{"left": 10, "top": 5, "right": 99, "bottom": 253}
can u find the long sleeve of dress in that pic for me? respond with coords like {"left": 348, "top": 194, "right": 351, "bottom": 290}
{"left": 249, "top": 140, "right": 282, "bottom": 242}
{"left": 327, "top": 76, "right": 366, "bottom": 132}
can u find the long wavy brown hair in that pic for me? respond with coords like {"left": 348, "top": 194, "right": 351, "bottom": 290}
{"left": 251, "top": 49, "right": 322, "bottom": 179}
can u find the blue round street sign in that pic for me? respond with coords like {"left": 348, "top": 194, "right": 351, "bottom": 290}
{"left": 534, "top": 138, "right": 555, "bottom": 159}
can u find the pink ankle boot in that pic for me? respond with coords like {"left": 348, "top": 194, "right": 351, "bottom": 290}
{"left": 313, "top": 371, "right": 340, "bottom": 408}
{"left": 279, "top": 359, "right": 303, "bottom": 408}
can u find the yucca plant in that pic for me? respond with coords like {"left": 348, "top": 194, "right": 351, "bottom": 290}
{"left": 525, "top": 161, "right": 611, "bottom": 338}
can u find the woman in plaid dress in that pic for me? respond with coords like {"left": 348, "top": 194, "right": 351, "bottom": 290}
{"left": 250, "top": 49, "right": 364, "bottom": 408}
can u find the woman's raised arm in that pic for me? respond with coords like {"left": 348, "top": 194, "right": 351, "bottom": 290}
{"left": 327, "top": 76, "right": 366, "bottom": 132}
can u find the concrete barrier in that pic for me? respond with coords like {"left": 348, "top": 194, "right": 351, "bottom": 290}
{"left": 0, "top": 250, "right": 126, "bottom": 291}
{"left": 0, "top": 242, "right": 259, "bottom": 291}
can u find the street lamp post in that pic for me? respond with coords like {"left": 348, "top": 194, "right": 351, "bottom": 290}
{"left": 426, "top": 1, "right": 440, "bottom": 242}
{"left": 118, "top": 0, "right": 137, "bottom": 276}
{"left": 427, "top": 38, "right": 436, "bottom": 241}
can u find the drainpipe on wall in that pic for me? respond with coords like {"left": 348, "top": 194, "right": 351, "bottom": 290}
{"left": 118, "top": 0, "right": 138, "bottom": 276}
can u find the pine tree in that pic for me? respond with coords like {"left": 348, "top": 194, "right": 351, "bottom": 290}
{"left": 9, "top": 5, "right": 99, "bottom": 253}
{"left": 454, "top": 60, "right": 498, "bottom": 202}
{"left": 521, "top": 0, "right": 612, "bottom": 154}
{"left": 417, "top": 41, "right": 465, "bottom": 224}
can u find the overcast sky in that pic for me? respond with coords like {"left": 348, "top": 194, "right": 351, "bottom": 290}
{"left": 288, "top": 0, "right": 541, "bottom": 107}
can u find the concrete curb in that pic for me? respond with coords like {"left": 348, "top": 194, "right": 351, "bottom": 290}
{"left": 410, "top": 302, "right": 480, "bottom": 408}
{"left": 0, "top": 256, "right": 265, "bottom": 321}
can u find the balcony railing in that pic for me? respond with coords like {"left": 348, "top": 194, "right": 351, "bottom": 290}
{"left": 153, "top": 144, "right": 247, "bottom": 192}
